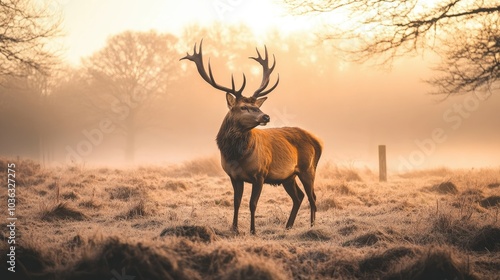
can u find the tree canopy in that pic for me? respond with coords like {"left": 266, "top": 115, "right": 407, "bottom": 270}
{"left": 83, "top": 31, "right": 179, "bottom": 162}
{"left": 284, "top": 0, "right": 500, "bottom": 95}
{"left": 0, "top": 0, "right": 61, "bottom": 77}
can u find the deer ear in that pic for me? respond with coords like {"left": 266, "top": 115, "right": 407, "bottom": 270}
{"left": 226, "top": 93, "right": 237, "bottom": 109}
{"left": 255, "top": 97, "right": 267, "bottom": 108}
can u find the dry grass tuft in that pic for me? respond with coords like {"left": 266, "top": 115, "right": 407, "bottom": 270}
{"left": 337, "top": 183, "right": 355, "bottom": 195}
{"left": 293, "top": 248, "right": 359, "bottom": 278}
{"left": 245, "top": 244, "right": 294, "bottom": 260}
{"left": 487, "top": 182, "right": 500, "bottom": 189}
{"left": 343, "top": 231, "right": 390, "bottom": 247}
{"left": 0, "top": 242, "right": 53, "bottom": 280}
{"left": 4, "top": 158, "right": 499, "bottom": 279}
{"left": 116, "top": 200, "right": 156, "bottom": 220}
{"left": 461, "top": 188, "right": 483, "bottom": 195}
{"left": 124, "top": 201, "right": 147, "bottom": 219}
{"left": 65, "top": 235, "right": 85, "bottom": 250}
{"left": 0, "top": 158, "right": 7, "bottom": 173}
{"left": 385, "top": 249, "right": 476, "bottom": 280}
{"left": 18, "top": 243, "right": 54, "bottom": 274}
{"left": 221, "top": 258, "right": 288, "bottom": 280}
{"left": 340, "top": 169, "right": 363, "bottom": 182}
{"left": 324, "top": 183, "right": 356, "bottom": 196}
{"left": 160, "top": 225, "right": 217, "bottom": 243}
{"left": 192, "top": 247, "right": 239, "bottom": 275}
{"left": 317, "top": 197, "right": 342, "bottom": 211}
{"left": 338, "top": 224, "right": 358, "bottom": 236}
{"left": 479, "top": 196, "right": 500, "bottom": 208}
{"left": 41, "top": 202, "right": 88, "bottom": 221}
{"left": 430, "top": 212, "right": 475, "bottom": 247}
{"left": 298, "top": 228, "right": 332, "bottom": 241}
{"left": 359, "top": 246, "right": 416, "bottom": 274}
{"left": 427, "top": 181, "right": 459, "bottom": 194}
{"left": 164, "top": 179, "right": 188, "bottom": 191}
{"left": 107, "top": 185, "right": 140, "bottom": 201}
{"left": 468, "top": 226, "right": 500, "bottom": 252}
{"left": 61, "top": 191, "right": 79, "bottom": 200}
{"left": 78, "top": 199, "right": 102, "bottom": 209}
{"left": 3, "top": 158, "right": 41, "bottom": 176}
{"left": 169, "top": 156, "right": 225, "bottom": 177}
{"left": 319, "top": 162, "right": 363, "bottom": 182}
{"left": 66, "top": 237, "right": 197, "bottom": 280}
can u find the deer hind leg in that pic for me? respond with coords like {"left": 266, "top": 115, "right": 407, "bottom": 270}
{"left": 298, "top": 170, "right": 317, "bottom": 227}
{"left": 283, "top": 176, "right": 304, "bottom": 229}
{"left": 230, "top": 178, "right": 244, "bottom": 233}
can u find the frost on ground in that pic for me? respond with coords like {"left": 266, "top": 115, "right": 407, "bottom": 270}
{"left": 0, "top": 158, "right": 499, "bottom": 279}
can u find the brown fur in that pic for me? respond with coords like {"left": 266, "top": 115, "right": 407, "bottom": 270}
{"left": 217, "top": 97, "right": 322, "bottom": 234}
{"left": 182, "top": 42, "right": 323, "bottom": 234}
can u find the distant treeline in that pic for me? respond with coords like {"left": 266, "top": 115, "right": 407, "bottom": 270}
{"left": 0, "top": 24, "right": 341, "bottom": 164}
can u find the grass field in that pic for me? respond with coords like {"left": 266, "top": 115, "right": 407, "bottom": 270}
{"left": 1, "top": 157, "right": 499, "bottom": 279}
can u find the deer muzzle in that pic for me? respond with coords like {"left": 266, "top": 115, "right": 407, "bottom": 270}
{"left": 259, "top": 114, "right": 270, "bottom": 126}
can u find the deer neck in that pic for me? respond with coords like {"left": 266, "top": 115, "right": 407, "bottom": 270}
{"left": 216, "top": 115, "right": 255, "bottom": 161}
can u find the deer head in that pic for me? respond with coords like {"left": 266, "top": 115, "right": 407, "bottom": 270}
{"left": 180, "top": 40, "right": 280, "bottom": 130}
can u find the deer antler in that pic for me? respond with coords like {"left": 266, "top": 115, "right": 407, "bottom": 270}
{"left": 249, "top": 46, "right": 279, "bottom": 98}
{"left": 180, "top": 40, "right": 246, "bottom": 98}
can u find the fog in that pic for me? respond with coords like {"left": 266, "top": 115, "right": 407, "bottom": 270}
{"left": 1, "top": 23, "right": 499, "bottom": 173}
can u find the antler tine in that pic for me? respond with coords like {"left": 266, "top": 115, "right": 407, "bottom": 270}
{"left": 231, "top": 74, "right": 236, "bottom": 93}
{"left": 250, "top": 45, "right": 279, "bottom": 98}
{"left": 180, "top": 39, "right": 201, "bottom": 61}
{"left": 258, "top": 74, "right": 279, "bottom": 96}
{"left": 180, "top": 40, "right": 245, "bottom": 98}
{"left": 235, "top": 73, "right": 246, "bottom": 96}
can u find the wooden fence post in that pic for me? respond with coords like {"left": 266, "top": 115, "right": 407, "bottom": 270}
{"left": 379, "top": 145, "right": 387, "bottom": 182}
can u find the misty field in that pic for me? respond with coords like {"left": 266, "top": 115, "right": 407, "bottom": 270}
{"left": 1, "top": 157, "right": 499, "bottom": 280}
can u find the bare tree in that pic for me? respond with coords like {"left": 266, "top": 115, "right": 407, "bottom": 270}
{"left": 0, "top": 0, "right": 61, "bottom": 77}
{"left": 83, "top": 31, "right": 179, "bottom": 162}
{"left": 283, "top": 0, "right": 500, "bottom": 95}
{"left": 181, "top": 23, "right": 258, "bottom": 73}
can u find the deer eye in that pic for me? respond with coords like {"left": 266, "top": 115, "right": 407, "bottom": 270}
{"left": 241, "top": 106, "right": 249, "bottom": 111}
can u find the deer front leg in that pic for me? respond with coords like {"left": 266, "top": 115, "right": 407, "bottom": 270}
{"left": 230, "top": 178, "right": 244, "bottom": 233}
{"left": 249, "top": 179, "right": 264, "bottom": 235}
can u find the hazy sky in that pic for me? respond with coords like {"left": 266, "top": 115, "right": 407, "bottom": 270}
{"left": 44, "top": 0, "right": 500, "bottom": 171}
{"left": 58, "top": 0, "right": 318, "bottom": 64}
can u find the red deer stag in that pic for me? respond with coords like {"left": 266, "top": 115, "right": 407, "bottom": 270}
{"left": 181, "top": 41, "right": 322, "bottom": 234}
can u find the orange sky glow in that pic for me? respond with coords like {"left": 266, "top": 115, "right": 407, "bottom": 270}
{"left": 36, "top": 0, "right": 500, "bottom": 171}
{"left": 58, "top": 0, "right": 320, "bottom": 64}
